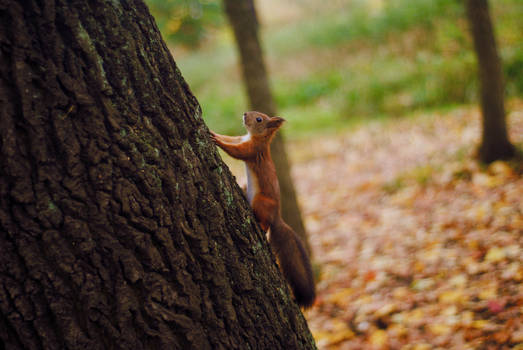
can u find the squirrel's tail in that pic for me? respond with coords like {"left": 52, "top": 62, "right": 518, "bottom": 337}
{"left": 270, "top": 219, "right": 315, "bottom": 307}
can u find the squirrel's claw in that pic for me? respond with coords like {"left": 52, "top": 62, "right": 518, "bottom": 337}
{"left": 209, "top": 130, "right": 219, "bottom": 144}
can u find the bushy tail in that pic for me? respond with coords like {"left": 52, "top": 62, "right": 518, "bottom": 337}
{"left": 270, "top": 219, "right": 315, "bottom": 307}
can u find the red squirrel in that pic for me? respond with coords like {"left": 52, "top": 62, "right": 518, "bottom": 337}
{"left": 211, "top": 111, "right": 315, "bottom": 307}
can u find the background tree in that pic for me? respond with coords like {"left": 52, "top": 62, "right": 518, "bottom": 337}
{"left": 465, "top": 0, "right": 515, "bottom": 163}
{"left": 222, "top": 0, "right": 310, "bottom": 254}
{"left": 147, "top": 0, "right": 223, "bottom": 47}
{"left": 0, "top": 0, "right": 316, "bottom": 349}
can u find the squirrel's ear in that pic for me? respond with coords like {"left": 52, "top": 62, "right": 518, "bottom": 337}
{"left": 266, "top": 116, "right": 286, "bottom": 129}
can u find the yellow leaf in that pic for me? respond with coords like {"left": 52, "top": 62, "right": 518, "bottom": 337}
{"left": 488, "top": 161, "right": 515, "bottom": 178}
{"left": 439, "top": 290, "right": 466, "bottom": 304}
{"left": 485, "top": 246, "right": 506, "bottom": 262}
{"left": 375, "top": 303, "right": 398, "bottom": 317}
{"left": 388, "top": 323, "right": 407, "bottom": 337}
{"left": 407, "top": 309, "right": 425, "bottom": 323}
{"left": 461, "top": 311, "right": 474, "bottom": 326}
{"left": 471, "top": 320, "right": 497, "bottom": 330}
{"left": 369, "top": 329, "right": 388, "bottom": 348}
{"left": 429, "top": 323, "right": 453, "bottom": 336}
{"left": 327, "top": 328, "right": 355, "bottom": 345}
{"left": 478, "top": 286, "right": 498, "bottom": 300}
{"left": 473, "top": 173, "right": 502, "bottom": 188}
{"left": 393, "top": 287, "right": 409, "bottom": 299}
{"left": 411, "top": 344, "right": 431, "bottom": 350}
{"left": 448, "top": 274, "right": 468, "bottom": 288}
{"left": 412, "top": 278, "right": 435, "bottom": 291}
{"left": 513, "top": 215, "right": 523, "bottom": 230}
{"left": 441, "top": 305, "right": 458, "bottom": 316}
{"left": 312, "top": 321, "right": 356, "bottom": 347}
{"left": 503, "top": 262, "right": 523, "bottom": 281}
{"left": 311, "top": 330, "right": 330, "bottom": 346}
{"left": 328, "top": 288, "right": 353, "bottom": 307}
{"left": 414, "top": 261, "right": 425, "bottom": 273}
{"left": 329, "top": 320, "right": 356, "bottom": 344}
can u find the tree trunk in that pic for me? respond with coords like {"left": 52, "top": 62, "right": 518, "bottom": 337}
{"left": 465, "top": 0, "right": 515, "bottom": 163}
{"left": 0, "top": 1, "right": 316, "bottom": 349}
{"left": 222, "top": 0, "right": 310, "bottom": 255}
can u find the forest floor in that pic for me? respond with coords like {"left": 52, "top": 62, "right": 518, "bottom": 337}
{"left": 286, "top": 103, "right": 523, "bottom": 349}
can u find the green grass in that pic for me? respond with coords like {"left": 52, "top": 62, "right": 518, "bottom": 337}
{"left": 268, "top": 0, "right": 461, "bottom": 51}
{"left": 171, "top": 0, "right": 523, "bottom": 138}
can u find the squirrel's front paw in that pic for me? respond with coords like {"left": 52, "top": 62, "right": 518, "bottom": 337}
{"left": 209, "top": 130, "right": 219, "bottom": 144}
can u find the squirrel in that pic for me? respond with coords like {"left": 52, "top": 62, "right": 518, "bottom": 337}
{"left": 210, "top": 111, "right": 315, "bottom": 307}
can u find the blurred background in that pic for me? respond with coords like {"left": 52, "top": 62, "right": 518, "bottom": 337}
{"left": 146, "top": 0, "right": 522, "bottom": 138}
{"left": 146, "top": 1, "right": 522, "bottom": 349}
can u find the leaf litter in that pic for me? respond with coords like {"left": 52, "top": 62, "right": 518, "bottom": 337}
{"left": 289, "top": 102, "right": 523, "bottom": 349}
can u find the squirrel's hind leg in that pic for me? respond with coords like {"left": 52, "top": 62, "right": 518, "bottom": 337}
{"left": 251, "top": 194, "right": 277, "bottom": 232}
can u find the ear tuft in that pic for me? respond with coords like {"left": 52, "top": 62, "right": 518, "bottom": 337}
{"left": 266, "top": 116, "right": 286, "bottom": 129}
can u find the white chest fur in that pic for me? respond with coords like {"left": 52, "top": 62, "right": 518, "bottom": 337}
{"left": 241, "top": 132, "right": 259, "bottom": 204}
{"left": 245, "top": 163, "right": 259, "bottom": 205}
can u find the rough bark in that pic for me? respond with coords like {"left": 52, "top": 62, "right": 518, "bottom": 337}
{"left": 222, "top": 0, "right": 310, "bottom": 255}
{"left": 465, "top": 0, "right": 515, "bottom": 163}
{"left": 0, "top": 0, "right": 316, "bottom": 349}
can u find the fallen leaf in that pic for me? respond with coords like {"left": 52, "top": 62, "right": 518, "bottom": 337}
{"left": 511, "top": 327, "right": 523, "bottom": 343}
{"left": 388, "top": 323, "right": 408, "bottom": 337}
{"left": 412, "top": 278, "right": 435, "bottom": 291}
{"left": 484, "top": 246, "right": 506, "bottom": 263}
{"left": 441, "top": 305, "right": 458, "bottom": 316}
{"left": 492, "top": 330, "right": 511, "bottom": 343}
{"left": 293, "top": 103, "right": 523, "bottom": 349}
{"left": 448, "top": 274, "right": 468, "bottom": 288}
{"left": 473, "top": 173, "right": 503, "bottom": 188}
{"left": 471, "top": 320, "right": 498, "bottom": 331}
{"left": 327, "top": 287, "right": 354, "bottom": 307}
{"left": 369, "top": 329, "right": 388, "bottom": 348}
{"left": 461, "top": 311, "right": 474, "bottom": 326}
{"left": 487, "top": 300, "right": 505, "bottom": 314}
{"left": 429, "top": 323, "right": 453, "bottom": 336}
{"left": 328, "top": 320, "right": 356, "bottom": 344}
{"left": 488, "top": 161, "right": 515, "bottom": 178}
{"left": 312, "top": 320, "right": 356, "bottom": 347}
{"left": 478, "top": 286, "right": 498, "bottom": 300}
{"left": 364, "top": 270, "right": 377, "bottom": 282}
{"left": 439, "top": 290, "right": 466, "bottom": 304}
{"left": 375, "top": 302, "right": 398, "bottom": 317}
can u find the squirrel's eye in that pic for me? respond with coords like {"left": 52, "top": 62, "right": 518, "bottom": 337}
{"left": 256, "top": 117, "right": 262, "bottom": 123}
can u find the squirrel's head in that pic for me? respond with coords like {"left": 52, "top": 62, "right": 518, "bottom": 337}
{"left": 243, "top": 111, "right": 285, "bottom": 138}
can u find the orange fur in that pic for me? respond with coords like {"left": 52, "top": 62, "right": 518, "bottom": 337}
{"left": 211, "top": 111, "right": 315, "bottom": 307}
